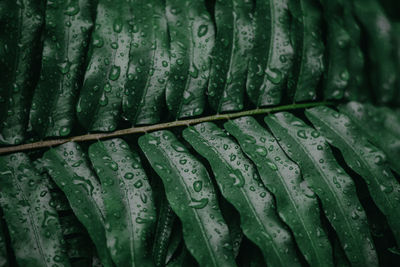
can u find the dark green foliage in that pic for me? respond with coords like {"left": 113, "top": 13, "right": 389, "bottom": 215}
{"left": 207, "top": 0, "right": 253, "bottom": 112}
{"left": 30, "top": 0, "right": 93, "bottom": 137}
{"left": 0, "top": 215, "right": 9, "bottom": 267}
{"left": 319, "top": 0, "right": 350, "bottom": 100}
{"left": 0, "top": 0, "right": 43, "bottom": 144}
{"left": 77, "top": 0, "right": 132, "bottom": 131}
{"left": 247, "top": 0, "right": 293, "bottom": 106}
{"left": 225, "top": 117, "right": 333, "bottom": 266}
{"left": 352, "top": 0, "right": 397, "bottom": 103}
{"left": 139, "top": 130, "right": 236, "bottom": 266}
{"left": 1, "top": 0, "right": 400, "bottom": 266}
{"left": 89, "top": 138, "right": 156, "bottom": 266}
{"left": 165, "top": 0, "right": 214, "bottom": 119}
{"left": 287, "top": 0, "right": 325, "bottom": 102}
{"left": 0, "top": 153, "right": 70, "bottom": 266}
{"left": 265, "top": 112, "right": 378, "bottom": 266}
{"left": 183, "top": 123, "right": 301, "bottom": 266}
{"left": 42, "top": 142, "right": 113, "bottom": 266}
{"left": 122, "top": 0, "right": 169, "bottom": 125}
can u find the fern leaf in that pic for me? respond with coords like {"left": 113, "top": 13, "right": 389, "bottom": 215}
{"left": 265, "top": 112, "right": 378, "bottom": 267}
{"left": 165, "top": 0, "right": 214, "bottom": 119}
{"left": 0, "top": 153, "right": 70, "bottom": 266}
{"left": 225, "top": 116, "right": 334, "bottom": 266}
{"left": 77, "top": 0, "right": 131, "bottom": 131}
{"left": 183, "top": 122, "right": 301, "bottom": 267}
{"left": 207, "top": 0, "right": 253, "bottom": 112}
{"left": 122, "top": 0, "right": 169, "bottom": 125}
{"left": 30, "top": 0, "right": 93, "bottom": 137}
{"left": 42, "top": 142, "right": 113, "bottom": 266}
{"left": 307, "top": 106, "right": 400, "bottom": 246}
{"left": 247, "top": 0, "right": 294, "bottom": 106}
{"left": 0, "top": 0, "right": 43, "bottom": 145}
{"left": 139, "top": 130, "right": 236, "bottom": 266}
{"left": 89, "top": 138, "right": 156, "bottom": 266}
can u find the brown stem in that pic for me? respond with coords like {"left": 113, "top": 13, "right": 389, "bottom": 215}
{"left": 0, "top": 101, "right": 332, "bottom": 155}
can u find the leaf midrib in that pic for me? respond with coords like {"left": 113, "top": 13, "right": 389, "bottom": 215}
{"left": 0, "top": 101, "right": 331, "bottom": 155}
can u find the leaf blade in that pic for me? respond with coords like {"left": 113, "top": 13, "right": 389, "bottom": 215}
{"left": 287, "top": 0, "right": 325, "bottom": 102}
{"left": 88, "top": 138, "right": 156, "bottom": 266}
{"left": 224, "top": 116, "right": 333, "bottom": 266}
{"left": 0, "top": 0, "right": 43, "bottom": 144}
{"left": 42, "top": 142, "right": 113, "bottom": 266}
{"left": 122, "top": 0, "right": 170, "bottom": 125}
{"left": 139, "top": 130, "right": 236, "bottom": 267}
{"left": 247, "top": 0, "right": 294, "bottom": 106}
{"left": 306, "top": 106, "right": 400, "bottom": 246}
{"left": 0, "top": 153, "right": 70, "bottom": 266}
{"left": 183, "top": 122, "right": 301, "bottom": 267}
{"left": 165, "top": 0, "right": 214, "bottom": 119}
{"left": 30, "top": 0, "right": 94, "bottom": 137}
{"left": 77, "top": 0, "right": 132, "bottom": 131}
{"left": 265, "top": 112, "right": 378, "bottom": 267}
{"left": 207, "top": 0, "right": 253, "bottom": 112}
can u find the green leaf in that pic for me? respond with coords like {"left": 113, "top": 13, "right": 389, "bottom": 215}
{"left": 207, "top": 0, "right": 253, "bottom": 112}
{"left": 352, "top": 0, "right": 397, "bottom": 103}
{"left": 122, "top": 0, "right": 169, "bottom": 125}
{"left": 265, "top": 112, "right": 378, "bottom": 267}
{"left": 339, "top": 0, "right": 367, "bottom": 101}
{"left": 319, "top": 0, "right": 350, "bottom": 100}
{"left": 42, "top": 142, "right": 113, "bottom": 266}
{"left": 339, "top": 101, "right": 400, "bottom": 175}
{"left": 165, "top": 0, "right": 214, "bottom": 119}
{"left": 183, "top": 122, "right": 301, "bottom": 267}
{"left": 373, "top": 106, "right": 400, "bottom": 140}
{"left": 139, "top": 130, "right": 236, "bottom": 266}
{"left": 0, "top": 214, "right": 9, "bottom": 267}
{"left": 0, "top": 153, "right": 70, "bottom": 266}
{"left": 219, "top": 198, "right": 243, "bottom": 258}
{"left": 76, "top": 0, "right": 132, "bottom": 132}
{"left": 88, "top": 138, "right": 156, "bottom": 267}
{"left": 0, "top": 0, "right": 43, "bottom": 145}
{"left": 247, "top": 0, "right": 294, "bottom": 106}
{"left": 30, "top": 0, "right": 94, "bottom": 137}
{"left": 287, "top": 0, "right": 324, "bottom": 102}
{"left": 152, "top": 195, "right": 177, "bottom": 266}
{"left": 224, "top": 116, "right": 333, "bottom": 266}
{"left": 306, "top": 106, "right": 400, "bottom": 246}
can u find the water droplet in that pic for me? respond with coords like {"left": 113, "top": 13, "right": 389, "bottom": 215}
{"left": 65, "top": 4, "right": 79, "bottom": 16}
{"left": 58, "top": 60, "right": 71, "bottom": 74}
{"left": 134, "top": 180, "right": 143, "bottom": 188}
{"left": 229, "top": 172, "right": 245, "bottom": 187}
{"left": 109, "top": 65, "right": 121, "bottom": 81}
{"left": 59, "top": 126, "right": 70, "bottom": 136}
{"left": 92, "top": 36, "right": 104, "bottom": 48}
{"left": 198, "top": 25, "right": 208, "bottom": 37}
{"left": 266, "top": 68, "right": 282, "bottom": 84}
{"left": 189, "top": 197, "right": 208, "bottom": 209}
{"left": 340, "top": 70, "right": 349, "bottom": 81}
{"left": 297, "top": 130, "right": 307, "bottom": 139}
{"left": 255, "top": 147, "right": 267, "bottom": 157}
{"left": 266, "top": 160, "right": 278, "bottom": 171}
{"left": 113, "top": 20, "right": 123, "bottom": 33}
{"left": 99, "top": 94, "right": 108, "bottom": 106}
{"left": 193, "top": 181, "right": 202, "bottom": 192}
{"left": 124, "top": 172, "right": 134, "bottom": 180}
